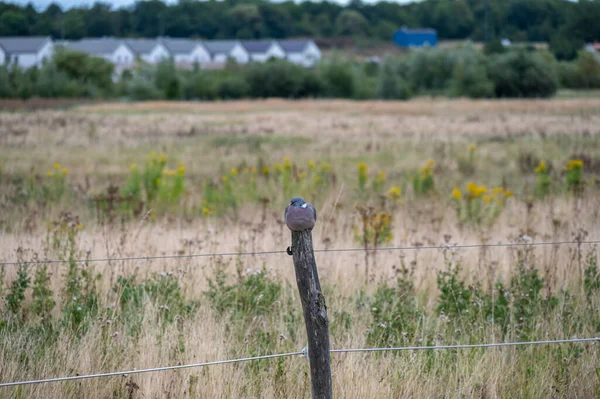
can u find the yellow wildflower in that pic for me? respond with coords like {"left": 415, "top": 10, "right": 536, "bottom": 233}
{"left": 492, "top": 187, "right": 505, "bottom": 196}
{"left": 308, "top": 160, "right": 316, "bottom": 168}
{"left": 202, "top": 208, "right": 212, "bottom": 216}
{"left": 376, "top": 171, "right": 386, "bottom": 182}
{"left": 566, "top": 159, "right": 583, "bottom": 171}
{"left": 313, "top": 176, "right": 321, "bottom": 184}
{"left": 452, "top": 187, "right": 462, "bottom": 200}
{"left": 75, "top": 223, "right": 84, "bottom": 230}
{"left": 504, "top": 190, "right": 513, "bottom": 198}
{"left": 155, "top": 178, "right": 161, "bottom": 185}
{"left": 47, "top": 172, "right": 54, "bottom": 177}
{"left": 283, "top": 157, "right": 292, "bottom": 170}
{"left": 321, "top": 162, "right": 331, "bottom": 171}
{"left": 177, "top": 165, "right": 185, "bottom": 175}
{"left": 61, "top": 168, "right": 68, "bottom": 175}
{"left": 130, "top": 163, "right": 138, "bottom": 171}
{"left": 251, "top": 167, "right": 257, "bottom": 175}
{"left": 158, "top": 153, "right": 167, "bottom": 163}
{"left": 243, "top": 167, "right": 250, "bottom": 174}
{"left": 221, "top": 176, "right": 228, "bottom": 182}
{"left": 534, "top": 161, "right": 547, "bottom": 174}
{"left": 261, "top": 166, "right": 269, "bottom": 176}
{"left": 274, "top": 164, "right": 283, "bottom": 173}
{"left": 466, "top": 181, "right": 486, "bottom": 199}
{"left": 387, "top": 186, "right": 401, "bottom": 200}
{"left": 358, "top": 162, "right": 367, "bottom": 173}
{"left": 468, "top": 144, "right": 477, "bottom": 152}
{"left": 483, "top": 195, "right": 491, "bottom": 204}
{"left": 230, "top": 168, "right": 238, "bottom": 176}
{"left": 420, "top": 160, "right": 435, "bottom": 177}
{"left": 53, "top": 163, "right": 61, "bottom": 170}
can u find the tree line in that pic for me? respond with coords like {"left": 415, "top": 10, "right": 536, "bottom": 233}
{"left": 1, "top": 0, "right": 599, "bottom": 60}
{"left": 1, "top": 46, "right": 599, "bottom": 101}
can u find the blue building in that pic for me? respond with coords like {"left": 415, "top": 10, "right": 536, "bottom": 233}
{"left": 393, "top": 28, "right": 438, "bottom": 48}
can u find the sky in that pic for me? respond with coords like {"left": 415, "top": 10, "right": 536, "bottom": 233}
{"left": 5, "top": 0, "right": 418, "bottom": 10}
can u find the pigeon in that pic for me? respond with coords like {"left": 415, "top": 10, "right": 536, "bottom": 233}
{"left": 284, "top": 196, "right": 317, "bottom": 232}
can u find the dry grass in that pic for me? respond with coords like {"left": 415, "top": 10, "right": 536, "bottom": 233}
{"left": 1, "top": 98, "right": 600, "bottom": 398}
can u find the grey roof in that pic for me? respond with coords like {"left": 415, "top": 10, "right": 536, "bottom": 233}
{"left": 160, "top": 38, "right": 203, "bottom": 54}
{"left": 124, "top": 38, "right": 162, "bottom": 55}
{"left": 66, "top": 38, "right": 127, "bottom": 55}
{"left": 278, "top": 40, "right": 313, "bottom": 53}
{"left": 241, "top": 40, "right": 274, "bottom": 53}
{"left": 203, "top": 40, "right": 240, "bottom": 55}
{"left": 0, "top": 36, "right": 51, "bottom": 54}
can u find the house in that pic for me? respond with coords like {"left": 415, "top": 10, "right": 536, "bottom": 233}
{"left": 160, "top": 38, "right": 211, "bottom": 68}
{"left": 64, "top": 38, "right": 135, "bottom": 68}
{"left": 125, "top": 38, "right": 170, "bottom": 64}
{"left": 392, "top": 28, "right": 437, "bottom": 48}
{"left": 242, "top": 40, "right": 285, "bottom": 62}
{"left": 204, "top": 40, "right": 249, "bottom": 64}
{"left": 278, "top": 40, "right": 321, "bottom": 67}
{"left": 584, "top": 42, "right": 600, "bottom": 62}
{"left": 0, "top": 36, "right": 54, "bottom": 69}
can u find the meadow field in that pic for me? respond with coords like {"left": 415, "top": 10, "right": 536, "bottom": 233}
{"left": 1, "top": 98, "right": 600, "bottom": 398}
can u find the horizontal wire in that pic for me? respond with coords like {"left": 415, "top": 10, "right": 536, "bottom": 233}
{"left": 0, "top": 240, "right": 597, "bottom": 267}
{"left": 0, "top": 351, "right": 304, "bottom": 388}
{"left": 0, "top": 337, "right": 597, "bottom": 388}
{"left": 331, "top": 337, "right": 600, "bottom": 354}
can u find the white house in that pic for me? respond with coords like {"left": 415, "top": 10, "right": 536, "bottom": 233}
{"left": 204, "top": 40, "right": 249, "bottom": 64}
{"left": 278, "top": 40, "right": 321, "bottom": 67}
{"left": 64, "top": 38, "right": 135, "bottom": 67}
{"left": 125, "top": 38, "right": 170, "bottom": 64}
{"left": 160, "top": 38, "right": 211, "bottom": 67}
{"left": 242, "top": 40, "right": 286, "bottom": 63}
{"left": 0, "top": 36, "right": 54, "bottom": 69}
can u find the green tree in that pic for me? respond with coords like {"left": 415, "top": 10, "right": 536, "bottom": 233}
{"left": 335, "top": 10, "right": 370, "bottom": 36}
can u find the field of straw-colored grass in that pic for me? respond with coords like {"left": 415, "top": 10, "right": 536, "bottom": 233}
{"left": 1, "top": 98, "right": 600, "bottom": 398}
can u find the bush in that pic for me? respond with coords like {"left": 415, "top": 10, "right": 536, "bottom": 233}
{"left": 217, "top": 75, "right": 249, "bottom": 99}
{"left": 377, "top": 61, "right": 411, "bottom": 100}
{"left": 320, "top": 56, "right": 356, "bottom": 98}
{"left": 488, "top": 51, "right": 558, "bottom": 98}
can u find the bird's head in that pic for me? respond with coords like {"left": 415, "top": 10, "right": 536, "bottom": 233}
{"left": 289, "top": 196, "right": 306, "bottom": 207}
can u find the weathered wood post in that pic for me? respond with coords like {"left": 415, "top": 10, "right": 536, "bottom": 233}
{"left": 291, "top": 230, "right": 332, "bottom": 399}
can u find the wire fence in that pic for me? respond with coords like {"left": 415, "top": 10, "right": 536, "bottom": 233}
{"left": 1, "top": 239, "right": 598, "bottom": 388}
{"left": 1, "top": 337, "right": 598, "bottom": 388}
{"left": 0, "top": 239, "right": 598, "bottom": 266}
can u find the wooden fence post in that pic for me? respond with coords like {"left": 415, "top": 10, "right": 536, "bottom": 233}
{"left": 290, "top": 230, "right": 332, "bottom": 399}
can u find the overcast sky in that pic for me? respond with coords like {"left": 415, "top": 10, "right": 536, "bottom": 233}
{"left": 6, "top": 0, "right": 418, "bottom": 9}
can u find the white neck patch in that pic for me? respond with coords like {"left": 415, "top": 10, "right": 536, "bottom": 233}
{"left": 301, "top": 203, "right": 307, "bottom": 208}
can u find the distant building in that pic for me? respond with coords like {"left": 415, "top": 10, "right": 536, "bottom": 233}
{"left": 64, "top": 38, "right": 135, "bottom": 68}
{"left": 160, "top": 38, "right": 211, "bottom": 68}
{"left": 242, "top": 40, "right": 286, "bottom": 62}
{"left": 0, "top": 36, "right": 323, "bottom": 70}
{"left": 0, "top": 36, "right": 54, "bottom": 69}
{"left": 204, "top": 40, "right": 250, "bottom": 64}
{"left": 278, "top": 40, "right": 321, "bottom": 67}
{"left": 125, "top": 38, "right": 170, "bottom": 64}
{"left": 585, "top": 42, "right": 600, "bottom": 62}
{"left": 392, "top": 28, "right": 437, "bottom": 48}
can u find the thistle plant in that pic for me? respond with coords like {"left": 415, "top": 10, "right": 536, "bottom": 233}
{"left": 452, "top": 182, "right": 511, "bottom": 225}
{"left": 534, "top": 160, "right": 551, "bottom": 198}
{"left": 413, "top": 160, "right": 435, "bottom": 195}
{"left": 358, "top": 162, "right": 368, "bottom": 192}
{"left": 458, "top": 144, "right": 477, "bottom": 176}
{"left": 565, "top": 159, "right": 583, "bottom": 194}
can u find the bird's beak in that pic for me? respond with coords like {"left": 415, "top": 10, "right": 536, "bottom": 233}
{"left": 288, "top": 202, "right": 292, "bottom": 206}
